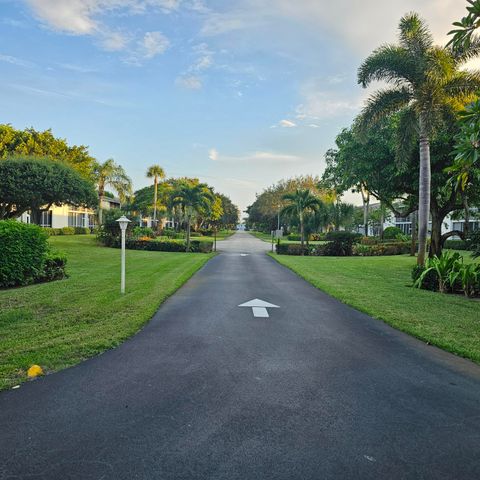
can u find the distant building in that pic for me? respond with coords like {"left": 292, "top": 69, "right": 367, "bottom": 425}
{"left": 359, "top": 202, "right": 479, "bottom": 238}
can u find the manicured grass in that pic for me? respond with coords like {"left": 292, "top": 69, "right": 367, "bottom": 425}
{"left": 0, "top": 235, "right": 213, "bottom": 391}
{"left": 270, "top": 252, "right": 480, "bottom": 364}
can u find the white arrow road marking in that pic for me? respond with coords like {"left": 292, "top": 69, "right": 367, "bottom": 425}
{"left": 238, "top": 298, "right": 280, "bottom": 318}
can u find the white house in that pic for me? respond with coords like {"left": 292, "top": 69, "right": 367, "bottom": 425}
{"left": 361, "top": 202, "right": 479, "bottom": 238}
{"left": 19, "top": 196, "right": 121, "bottom": 229}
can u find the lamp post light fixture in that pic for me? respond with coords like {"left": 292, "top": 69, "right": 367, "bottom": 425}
{"left": 116, "top": 215, "right": 131, "bottom": 294}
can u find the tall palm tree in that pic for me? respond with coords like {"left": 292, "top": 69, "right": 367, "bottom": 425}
{"left": 170, "top": 181, "right": 215, "bottom": 251}
{"left": 281, "top": 189, "right": 322, "bottom": 253}
{"left": 358, "top": 12, "right": 480, "bottom": 264}
{"left": 94, "top": 158, "right": 132, "bottom": 223}
{"left": 146, "top": 165, "right": 166, "bottom": 226}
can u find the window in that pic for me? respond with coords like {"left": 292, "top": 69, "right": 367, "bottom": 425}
{"left": 68, "top": 211, "right": 86, "bottom": 227}
{"left": 40, "top": 210, "right": 52, "bottom": 227}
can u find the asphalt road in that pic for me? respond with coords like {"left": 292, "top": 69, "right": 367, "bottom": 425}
{"left": 1, "top": 231, "right": 480, "bottom": 479}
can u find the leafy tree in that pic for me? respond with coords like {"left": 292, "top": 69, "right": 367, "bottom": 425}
{"left": 281, "top": 189, "right": 323, "bottom": 252}
{"left": 0, "top": 157, "right": 98, "bottom": 222}
{"left": 0, "top": 124, "right": 95, "bottom": 179}
{"left": 94, "top": 158, "right": 132, "bottom": 223}
{"left": 146, "top": 165, "right": 166, "bottom": 225}
{"left": 217, "top": 194, "right": 240, "bottom": 229}
{"left": 170, "top": 180, "right": 215, "bottom": 251}
{"left": 358, "top": 12, "right": 480, "bottom": 264}
{"left": 448, "top": 0, "right": 480, "bottom": 51}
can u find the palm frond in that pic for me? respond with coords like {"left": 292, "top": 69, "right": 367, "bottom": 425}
{"left": 450, "top": 36, "right": 480, "bottom": 63}
{"left": 398, "top": 12, "right": 433, "bottom": 54}
{"left": 358, "top": 45, "right": 416, "bottom": 87}
{"left": 358, "top": 87, "right": 413, "bottom": 133}
{"left": 443, "top": 71, "right": 480, "bottom": 100}
{"left": 395, "top": 107, "right": 418, "bottom": 166}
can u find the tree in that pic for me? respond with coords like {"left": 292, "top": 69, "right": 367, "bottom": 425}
{"left": 0, "top": 157, "right": 98, "bottom": 221}
{"left": 281, "top": 189, "right": 323, "bottom": 252}
{"left": 170, "top": 181, "right": 215, "bottom": 251}
{"left": 146, "top": 165, "right": 166, "bottom": 226}
{"left": 94, "top": 159, "right": 132, "bottom": 223}
{"left": 358, "top": 12, "right": 480, "bottom": 264}
{"left": 0, "top": 124, "right": 96, "bottom": 179}
{"left": 448, "top": 1, "right": 480, "bottom": 52}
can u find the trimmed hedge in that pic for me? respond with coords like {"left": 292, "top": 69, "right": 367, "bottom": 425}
{"left": 383, "top": 226, "right": 403, "bottom": 239}
{"left": 119, "top": 238, "right": 214, "bottom": 253}
{"left": 44, "top": 226, "right": 89, "bottom": 236}
{"left": 37, "top": 252, "right": 68, "bottom": 282}
{"left": 353, "top": 242, "right": 411, "bottom": 256}
{"left": 0, "top": 221, "right": 50, "bottom": 287}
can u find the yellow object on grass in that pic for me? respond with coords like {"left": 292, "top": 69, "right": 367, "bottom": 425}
{"left": 27, "top": 365, "right": 44, "bottom": 378}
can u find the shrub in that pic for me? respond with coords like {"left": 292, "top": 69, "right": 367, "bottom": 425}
{"left": 383, "top": 226, "right": 403, "bottom": 239}
{"left": 132, "top": 226, "right": 155, "bottom": 239}
{"left": 0, "top": 220, "right": 49, "bottom": 287}
{"left": 276, "top": 243, "right": 312, "bottom": 255}
{"left": 190, "top": 232, "right": 202, "bottom": 237}
{"left": 411, "top": 264, "right": 439, "bottom": 292}
{"left": 413, "top": 251, "right": 462, "bottom": 293}
{"left": 467, "top": 230, "right": 480, "bottom": 258}
{"left": 444, "top": 239, "right": 468, "bottom": 250}
{"left": 38, "top": 252, "right": 68, "bottom": 282}
{"left": 96, "top": 209, "right": 134, "bottom": 246}
{"left": 198, "top": 229, "right": 214, "bottom": 237}
{"left": 309, "top": 233, "right": 326, "bottom": 241}
{"left": 190, "top": 240, "right": 213, "bottom": 253}
{"left": 324, "top": 231, "right": 362, "bottom": 256}
{"left": 74, "top": 226, "right": 90, "bottom": 235}
{"left": 360, "top": 236, "right": 378, "bottom": 245}
{"left": 61, "top": 226, "right": 75, "bottom": 235}
{"left": 287, "top": 234, "right": 301, "bottom": 241}
{"left": 118, "top": 238, "right": 213, "bottom": 253}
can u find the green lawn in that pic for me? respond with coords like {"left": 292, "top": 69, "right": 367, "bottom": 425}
{"left": 271, "top": 252, "right": 480, "bottom": 364}
{"left": 0, "top": 235, "right": 212, "bottom": 391}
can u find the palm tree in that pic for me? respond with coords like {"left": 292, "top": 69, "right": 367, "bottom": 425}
{"left": 358, "top": 12, "right": 480, "bottom": 265}
{"left": 170, "top": 181, "right": 215, "bottom": 251}
{"left": 146, "top": 165, "right": 166, "bottom": 226}
{"left": 281, "top": 189, "right": 322, "bottom": 253}
{"left": 94, "top": 158, "right": 132, "bottom": 223}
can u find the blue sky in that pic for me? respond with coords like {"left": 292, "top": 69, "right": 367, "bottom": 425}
{"left": 0, "top": 0, "right": 467, "bottom": 213}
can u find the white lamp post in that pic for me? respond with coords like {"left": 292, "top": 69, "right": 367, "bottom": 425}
{"left": 116, "top": 215, "right": 131, "bottom": 294}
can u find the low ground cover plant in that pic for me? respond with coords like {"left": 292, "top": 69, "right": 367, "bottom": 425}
{"left": 413, "top": 250, "right": 480, "bottom": 297}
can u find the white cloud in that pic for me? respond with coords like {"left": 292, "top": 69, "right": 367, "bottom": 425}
{"left": 24, "top": 0, "right": 174, "bottom": 61}
{"left": 278, "top": 119, "right": 296, "bottom": 128}
{"left": 208, "top": 149, "right": 301, "bottom": 163}
{"left": 141, "top": 31, "right": 170, "bottom": 58}
{"left": 0, "top": 54, "right": 35, "bottom": 68}
{"left": 209, "top": 148, "right": 219, "bottom": 161}
{"left": 176, "top": 75, "right": 203, "bottom": 89}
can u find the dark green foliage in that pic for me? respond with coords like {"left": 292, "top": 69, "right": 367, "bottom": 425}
{"left": 132, "top": 226, "right": 155, "bottom": 239}
{"left": 287, "top": 234, "right": 301, "bottom": 241}
{"left": 323, "top": 231, "right": 362, "bottom": 256}
{"left": 468, "top": 231, "right": 480, "bottom": 258}
{"left": 120, "top": 239, "right": 213, "bottom": 253}
{"left": 38, "top": 252, "right": 68, "bottom": 282}
{"left": 276, "top": 243, "right": 312, "bottom": 256}
{"left": 96, "top": 209, "right": 133, "bottom": 246}
{"left": 0, "top": 156, "right": 98, "bottom": 220}
{"left": 73, "top": 227, "right": 90, "bottom": 235}
{"left": 44, "top": 227, "right": 89, "bottom": 236}
{"left": 444, "top": 239, "right": 469, "bottom": 250}
{"left": 0, "top": 220, "right": 48, "bottom": 287}
{"left": 354, "top": 242, "right": 411, "bottom": 256}
{"left": 411, "top": 264, "right": 439, "bottom": 291}
{"left": 383, "top": 226, "right": 404, "bottom": 239}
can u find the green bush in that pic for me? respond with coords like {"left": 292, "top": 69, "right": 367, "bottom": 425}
{"left": 354, "top": 242, "right": 410, "bottom": 256}
{"left": 37, "top": 251, "right": 68, "bottom": 282}
{"left": 0, "top": 220, "right": 49, "bottom": 287}
{"left": 324, "top": 231, "right": 362, "bottom": 256}
{"left": 287, "top": 234, "right": 301, "bottom": 241}
{"left": 467, "top": 230, "right": 480, "bottom": 258}
{"left": 132, "top": 226, "right": 155, "bottom": 239}
{"left": 309, "top": 233, "right": 326, "bottom": 241}
{"left": 190, "top": 240, "right": 213, "bottom": 253}
{"left": 198, "top": 229, "right": 213, "bottom": 236}
{"left": 73, "top": 226, "right": 90, "bottom": 235}
{"left": 444, "top": 239, "right": 468, "bottom": 250}
{"left": 276, "top": 243, "right": 312, "bottom": 255}
{"left": 96, "top": 209, "right": 134, "bottom": 246}
{"left": 412, "top": 264, "right": 439, "bottom": 292}
{"left": 118, "top": 238, "right": 213, "bottom": 253}
{"left": 190, "top": 232, "right": 202, "bottom": 237}
{"left": 383, "top": 226, "right": 403, "bottom": 239}
{"left": 61, "top": 227, "right": 75, "bottom": 235}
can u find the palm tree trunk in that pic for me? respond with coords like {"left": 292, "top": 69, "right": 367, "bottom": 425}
{"left": 153, "top": 176, "right": 158, "bottom": 223}
{"left": 361, "top": 185, "right": 369, "bottom": 237}
{"left": 300, "top": 212, "right": 305, "bottom": 255}
{"left": 417, "top": 114, "right": 431, "bottom": 266}
{"left": 410, "top": 210, "right": 417, "bottom": 256}
{"left": 186, "top": 217, "right": 191, "bottom": 252}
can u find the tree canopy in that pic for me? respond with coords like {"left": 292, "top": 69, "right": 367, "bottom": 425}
{"left": 0, "top": 156, "right": 98, "bottom": 220}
